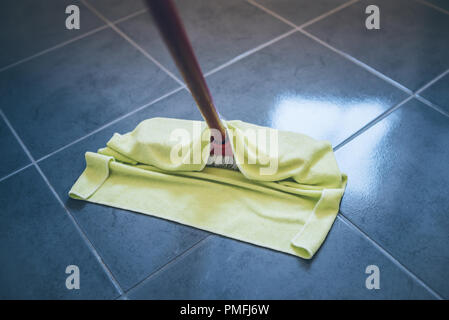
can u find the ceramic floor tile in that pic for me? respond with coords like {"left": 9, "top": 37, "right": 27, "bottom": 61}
{"left": 336, "top": 99, "right": 449, "bottom": 298}
{"left": 204, "top": 31, "right": 407, "bottom": 147}
{"left": 117, "top": 0, "right": 291, "bottom": 77}
{"left": 0, "top": 116, "right": 29, "bottom": 179}
{"left": 253, "top": 0, "right": 350, "bottom": 26}
{"left": 127, "top": 220, "right": 435, "bottom": 299}
{"left": 420, "top": 73, "right": 449, "bottom": 114}
{"left": 0, "top": 28, "right": 178, "bottom": 160}
{"left": 423, "top": 0, "right": 449, "bottom": 12}
{"left": 87, "top": 0, "right": 146, "bottom": 21}
{"left": 0, "top": 167, "right": 119, "bottom": 299}
{"left": 305, "top": 0, "right": 449, "bottom": 91}
{"left": 0, "top": 0, "right": 104, "bottom": 69}
{"left": 2, "top": 0, "right": 446, "bottom": 299}
{"left": 39, "top": 90, "right": 210, "bottom": 290}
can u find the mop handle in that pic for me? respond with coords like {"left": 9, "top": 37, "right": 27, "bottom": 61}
{"left": 144, "top": 0, "right": 227, "bottom": 141}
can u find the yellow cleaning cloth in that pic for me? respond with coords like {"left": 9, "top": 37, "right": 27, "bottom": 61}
{"left": 69, "top": 118, "right": 347, "bottom": 259}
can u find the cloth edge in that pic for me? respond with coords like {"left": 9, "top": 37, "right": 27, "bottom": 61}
{"left": 68, "top": 152, "right": 113, "bottom": 200}
{"left": 290, "top": 174, "right": 347, "bottom": 259}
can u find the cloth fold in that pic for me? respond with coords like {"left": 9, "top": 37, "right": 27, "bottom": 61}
{"left": 69, "top": 117, "right": 346, "bottom": 259}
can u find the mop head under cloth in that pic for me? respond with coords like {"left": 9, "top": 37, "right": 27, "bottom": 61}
{"left": 69, "top": 117, "right": 347, "bottom": 259}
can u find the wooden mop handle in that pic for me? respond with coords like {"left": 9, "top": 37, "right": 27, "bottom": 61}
{"left": 144, "top": 0, "right": 227, "bottom": 141}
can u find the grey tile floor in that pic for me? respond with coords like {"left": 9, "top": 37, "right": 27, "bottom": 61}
{"left": 0, "top": 0, "right": 448, "bottom": 299}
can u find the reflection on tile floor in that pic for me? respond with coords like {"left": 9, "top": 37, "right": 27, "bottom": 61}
{"left": 0, "top": 0, "right": 448, "bottom": 299}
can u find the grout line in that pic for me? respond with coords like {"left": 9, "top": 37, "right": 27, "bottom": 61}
{"left": 0, "top": 8, "right": 148, "bottom": 74}
{"left": 31, "top": 0, "right": 444, "bottom": 167}
{"left": 112, "top": 8, "right": 148, "bottom": 25}
{"left": 246, "top": 0, "right": 413, "bottom": 95}
{"left": 36, "top": 86, "right": 184, "bottom": 163}
{"left": 298, "top": 0, "right": 360, "bottom": 29}
{"left": 2, "top": 0, "right": 447, "bottom": 178}
{"left": 335, "top": 67, "right": 449, "bottom": 150}
{"left": 247, "top": 0, "right": 449, "bottom": 148}
{"left": 415, "top": 95, "right": 449, "bottom": 119}
{"left": 333, "top": 96, "right": 413, "bottom": 151}
{"left": 337, "top": 214, "right": 444, "bottom": 299}
{"left": 35, "top": 26, "right": 301, "bottom": 164}
{"left": 298, "top": 29, "right": 413, "bottom": 95}
{"left": 81, "top": 0, "right": 186, "bottom": 88}
{"left": 0, "top": 0, "right": 445, "bottom": 299}
{"left": 204, "top": 28, "right": 298, "bottom": 77}
{"left": 415, "top": 0, "right": 449, "bottom": 16}
{"left": 0, "top": 109, "right": 125, "bottom": 296}
{"left": 0, "top": 24, "right": 108, "bottom": 73}
{"left": 415, "top": 68, "right": 449, "bottom": 95}
{"left": 246, "top": 0, "right": 297, "bottom": 28}
{"left": 247, "top": 0, "right": 360, "bottom": 31}
{"left": 32, "top": 25, "right": 297, "bottom": 167}
{"left": 125, "top": 234, "right": 212, "bottom": 295}
{"left": 116, "top": 293, "right": 129, "bottom": 300}
{"left": 0, "top": 111, "right": 37, "bottom": 163}
{"left": 8, "top": 24, "right": 298, "bottom": 170}
{"left": 243, "top": 0, "right": 420, "bottom": 151}
{"left": 206, "top": 0, "right": 360, "bottom": 78}
{"left": 0, "top": 163, "right": 33, "bottom": 184}
{"left": 246, "top": 0, "right": 449, "bottom": 297}
{"left": 2, "top": 0, "right": 375, "bottom": 179}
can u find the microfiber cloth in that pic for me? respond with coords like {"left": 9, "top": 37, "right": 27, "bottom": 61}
{"left": 69, "top": 117, "right": 347, "bottom": 259}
